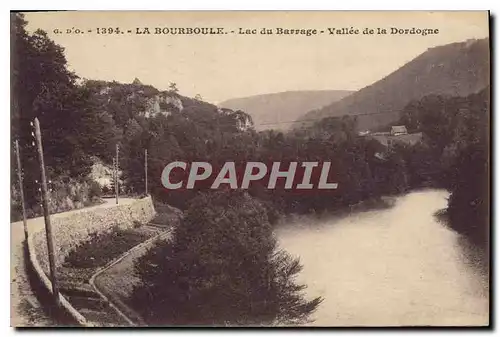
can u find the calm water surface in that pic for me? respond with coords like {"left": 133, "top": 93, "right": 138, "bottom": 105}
{"left": 276, "top": 190, "right": 489, "bottom": 326}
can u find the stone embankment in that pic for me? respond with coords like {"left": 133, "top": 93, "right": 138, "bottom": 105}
{"left": 26, "top": 197, "right": 156, "bottom": 326}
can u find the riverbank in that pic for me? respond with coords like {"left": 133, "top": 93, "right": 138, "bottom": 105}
{"left": 274, "top": 195, "right": 396, "bottom": 230}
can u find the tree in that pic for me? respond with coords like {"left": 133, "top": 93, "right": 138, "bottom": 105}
{"left": 446, "top": 87, "right": 490, "bottom": 251}
{"left": 168, "top": 82, "right": 179, "bottom": 93}
{"left": 447, "top": 141, "right": 489, "bottom": 250}
{"left": 11, "top": 13, "right": 94, "bottom": 209}
{"left": 120, "top": 118, "right": 145, "bottom": 193}
{"left": 131, "top": 190, "right": 322, "bottom": 325}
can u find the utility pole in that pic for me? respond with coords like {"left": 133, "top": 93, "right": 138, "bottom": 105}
{"left": 15, "top": 139, "right": 28, "bottom": 242}
{"left": 111, "top": 157, "right": 116, "bottom": 197}
{"left": 144, "top": 149, "right": 148, "bottom": 196}
{"left": 115, "top": 143, "right": 119, "bottom": 204}
{"left": 33, "top": 118, "right": 60, "bottom": 305}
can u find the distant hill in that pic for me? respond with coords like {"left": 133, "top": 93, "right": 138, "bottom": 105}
{"left": 296, "top": 38, "right": 490, "bottom": 131}
{"left": 219, "top": 90, "right": 353, "bottom": 131}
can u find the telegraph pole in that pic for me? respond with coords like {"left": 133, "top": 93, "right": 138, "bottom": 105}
{"left": 144, "top": 149, "right": 148, "bottom": 196}
{"left": 112, "top": 157, "right": 116, "bottom": 197}
{"left": 15, "top": 139, "right": 28, "bottom": 242}
{"left": 115, "top": 144, "right": 119, "bottom": 204}
{"left": 33, "top": 118, "right": 60, "bottom": 305}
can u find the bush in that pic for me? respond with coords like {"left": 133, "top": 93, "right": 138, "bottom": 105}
{"left": 89, "top": 181, "right": 102, "bottom": 200}
{"left": 64, "top": 226, "right": 150, "bottom": 268}
{"left": 131, "top": 190, "right": 322, "bottom": 326}
{"left": 102, "top": 185, "right": 110, "bottom": 195}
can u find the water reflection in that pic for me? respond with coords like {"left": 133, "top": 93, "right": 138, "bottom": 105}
{"left": 276, "top": 190, "right": 489, "bottom": 326}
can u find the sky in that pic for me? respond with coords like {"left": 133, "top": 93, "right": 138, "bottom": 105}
{"left": 24, "top": 11, "right": 489, "bottom": 104}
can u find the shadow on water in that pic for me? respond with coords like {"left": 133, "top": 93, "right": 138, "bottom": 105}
{"left": 433, "top": 208, "right": 489, "bottom": 292}
{"left": 275, "top": 196, "right": 397, "bottom": 230}
{"left": 456, "top": 236, "right": 490, "bottom": 293}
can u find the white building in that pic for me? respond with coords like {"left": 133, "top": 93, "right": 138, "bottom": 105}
{"left": 391, "top": 125, "right": 408, "bottom": 136}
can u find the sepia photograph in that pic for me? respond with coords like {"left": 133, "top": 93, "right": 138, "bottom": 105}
{"left": 10, "top": 10, "right": 490, "bottom": 327}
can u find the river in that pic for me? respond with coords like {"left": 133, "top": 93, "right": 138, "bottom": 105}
{"left": 276, "top": 189, "right": 489, "bottom": 326}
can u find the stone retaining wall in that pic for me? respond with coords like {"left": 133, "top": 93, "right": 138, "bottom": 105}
{"left": 27, "top": 232, "right": 90, "bottom": 326}
{"left": 32, "top": 197, "right": 156, "bottom": 278}
{"left": 28, "top": 197, "right": 156, "bottom": 326}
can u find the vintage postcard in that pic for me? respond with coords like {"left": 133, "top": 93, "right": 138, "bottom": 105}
{"left": 11, "top": 11, "right": 490, "bottom": 327}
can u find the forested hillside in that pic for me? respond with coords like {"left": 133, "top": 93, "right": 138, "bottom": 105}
{"left": 11, "top": 13, "right": 252, "bottom": 219}
{"left": 10, "top": 13, "right": 396, "bottom": 219}
{"left": 297, "top": 38, "right": 489, "bottom": 131}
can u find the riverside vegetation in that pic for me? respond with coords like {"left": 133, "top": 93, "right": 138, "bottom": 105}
{"left": 11, "top": 12, "right": 489, "bottom": 325}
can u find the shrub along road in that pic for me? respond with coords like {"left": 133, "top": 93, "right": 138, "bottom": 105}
{"left": 10, "top": 197, "right": 137, "bottom": 327}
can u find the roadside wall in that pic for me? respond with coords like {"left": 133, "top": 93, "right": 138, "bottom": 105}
{"left": 32, "top": 197, "right": 156, "bottom": 273}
